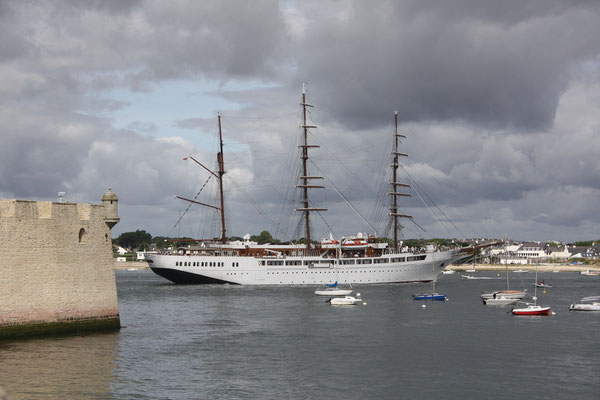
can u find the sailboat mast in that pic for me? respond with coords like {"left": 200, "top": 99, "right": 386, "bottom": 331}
{"left": 217, "top": 112, "right": 226, "bottom": 244}
{"left": 389, "top": 111, "right": 411, "bottom": 252}
{"left": 295, "top": 84, "right": 326, "bottom": 252}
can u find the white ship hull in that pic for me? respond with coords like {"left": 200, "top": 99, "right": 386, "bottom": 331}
{"left": 146, "top": 250, "right": 465, "bottom": 285}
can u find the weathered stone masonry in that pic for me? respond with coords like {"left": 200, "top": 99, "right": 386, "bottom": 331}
{"left": 0, "top": 190, "right": 121, "bottom": 338}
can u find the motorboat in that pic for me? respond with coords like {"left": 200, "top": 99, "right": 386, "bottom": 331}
{"left": 483, "top": 296, "right": 519, "bottom": 306}
{"left": 580, "top": 270, "right": 600, "bottom": 276}
{"left": 480, "top": 290, "right": 526, "bottom": 300}
{"left": 465, "top": 269, "right": 476, "bottom": 273}
{"left": 441, "top": 270, "right": 456, "bottom": 275}
{"left": 462, "top": 275, "right": 494, "bottom": 280}
{"left": 569, "top": 296, "right": 600, "bottom": 311}
{"left": 532, "top": 281, "right": 553, "bottom": 288}
{"left": 513, "top": 269, "right": 527, "bottom": 273}
{"left": 412, "top": 293, "right": 447, "bottom": 301}
{"left": 328, "top": 295, "right": 362, "bottom": 306}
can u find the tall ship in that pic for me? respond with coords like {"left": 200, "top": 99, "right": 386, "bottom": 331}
{"left": 147, "top": 86, "right": 472, "bottom": 285}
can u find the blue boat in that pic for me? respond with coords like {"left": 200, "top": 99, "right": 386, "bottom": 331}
{"left": 412, "top": 293, "right": 447, "bottom": 301}
{"left": 412, "top": 253, "right": 447, "bottom": 301}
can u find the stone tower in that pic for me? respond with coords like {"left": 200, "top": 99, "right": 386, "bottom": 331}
{"left": 102, "top": 188, "right": 120, "bottom": 228}
{"left": 0, "top": 189, "right": 121, "bottom": 339}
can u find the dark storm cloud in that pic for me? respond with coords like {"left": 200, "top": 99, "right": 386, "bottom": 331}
{"left": 293, "top": 0, "right": 600, "bottom": 131}
{"left": 2, "top": 0, "right": 600, "bottom": 242}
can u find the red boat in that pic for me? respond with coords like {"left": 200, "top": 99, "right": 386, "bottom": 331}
{"left": 511, "top": 305, "right": 551, "bottom": 316}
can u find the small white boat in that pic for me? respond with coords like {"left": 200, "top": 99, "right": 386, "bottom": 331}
{"left": 481, "top": 290, "right": 526, "bottom": 300}
{"left": 532, "top": 281, "right": 553, "bottom": 288}
{"left": 465, "top": 269, "right": 476, "bottom": 273}
{"left": 513, "top": 269, "right": 527, "bottom": 273}
{"left": 580, "top": 269, "right": 600, "bottom": 276}
{"left": 462, "top": 275, "right": 494, "bottom": 280}
{"left": 570, "top": 296, "right": 600, "bottom": 311}
{"left": 441, "top": 270, "right": 456, "bottom": 275}
{"left": 483, "top": 296, "right": 519, "bottom": 306}
{"left": 328, "top": 295, "right": 362, "bottom": 306}
{"left": 315, "top": 288, "right": 353, "bottom": 296}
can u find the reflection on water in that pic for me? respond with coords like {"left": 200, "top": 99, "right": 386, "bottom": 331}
{"left": 0, "top": 332, "right": 118, "bottom": 399}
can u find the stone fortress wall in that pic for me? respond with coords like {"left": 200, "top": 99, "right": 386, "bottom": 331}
{"left": 0, "top": 190, "right": 121, "bottom": 338}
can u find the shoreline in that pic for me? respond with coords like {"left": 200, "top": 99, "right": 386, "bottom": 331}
{"left": 113, "top": 261, "right": 149, "bottom": 270}
{"left": 448, "top": 264, "right": 600, "bottom": 272}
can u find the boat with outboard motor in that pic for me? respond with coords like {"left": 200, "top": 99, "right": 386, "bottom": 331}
{"left": 483, "top": 295, "right": 519, "bottom": 306}
{"left": 481, "top": 290, "right": 526, "bottom": 300}
{"left": 569, "top": 296, "right": 600, "bottom": 311}
{"left": 147, "top": 87, "right": 476, "bottom": 286}
{"left": 327, "top": 295, "right": 362, "bottom": 306}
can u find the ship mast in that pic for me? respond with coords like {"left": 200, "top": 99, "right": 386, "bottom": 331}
{"left": 177, "top": 113, "right": 227, "bottom": 244}
{"left": 217, "top": 112, "right": 226, "bottom": 244}
{"left": 389, "top": 111, "right": 412, "bottom": 252}
{"left": 295, "top": 84, "right": 326, "bottom": 251}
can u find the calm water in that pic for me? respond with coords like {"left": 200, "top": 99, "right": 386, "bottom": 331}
{"left": 1, "top": 270, "right": 599, "bottom": 399}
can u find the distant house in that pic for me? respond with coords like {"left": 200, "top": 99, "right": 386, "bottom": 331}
{"left": 115, "top": 246, "right": 129, "bottom": 256}
{"left": 500, "top": 256, "right": 528, "bottom": 265}
{"left": 136, "top": 251, "right": 145, "bottom": 260}
{"left": 546, "top": 245, "right": 570, "bottom": 259}
{"left": 569, "top": 246, "right": 600, "bottom": 259}
{"left": 517, "top": 242, "right": 547, "bottom": 259}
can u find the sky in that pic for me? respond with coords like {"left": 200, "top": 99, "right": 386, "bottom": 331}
{"left": 1, "top": 0, "right": 600, "bottom": 243}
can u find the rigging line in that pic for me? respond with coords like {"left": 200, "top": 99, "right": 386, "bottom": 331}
{"left": 405, "top": 169, "right": 469, "bottom": 240}
{"left": 308, "top": 132, "right": 378, "bottom": 196}
{"left": 409, "top": 217, "right": 433, "bottom": 238}
{"left": 309, "top": 198, "right": 335, "bottom": 237}
{"left": 225, "top": 175, "right": 290, "bottom": 241}
{"left": 402, "top": 166, "right": 468, "bottom": 240}
{"left": 399, "top": 164, "right": 454, "bottom": 238}
{"left": 171, "top": 174, "right": 214, "bottom": 231}
{"left": 308, "top": 159, "right": 380, "bottom": 236}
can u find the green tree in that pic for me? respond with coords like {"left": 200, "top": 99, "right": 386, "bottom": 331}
{"left": 115, "top": 230, "right": 152, "bottom": 250}
{"left": 250, "top": 230, "right": 280, "bottom": 244}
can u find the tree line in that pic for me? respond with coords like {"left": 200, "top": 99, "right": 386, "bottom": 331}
{"left": 113, "top": 229, "right": 476, "bottom": 251}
